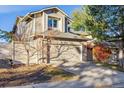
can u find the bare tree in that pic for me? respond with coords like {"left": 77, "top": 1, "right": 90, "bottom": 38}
{"left": 12, "top": 22, "right": 32, "bottom": 66}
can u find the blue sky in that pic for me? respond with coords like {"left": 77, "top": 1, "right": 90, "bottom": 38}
{"left": 0, "top": 5, "right": 81, "bottom": 32}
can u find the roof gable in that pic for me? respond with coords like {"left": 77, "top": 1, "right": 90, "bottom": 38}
{"left": 20, "top": 6, "right": 71, "bottom": 22}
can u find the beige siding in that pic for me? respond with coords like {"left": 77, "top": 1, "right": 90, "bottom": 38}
{"left": 14, "top": 41, "right": 38, "bottom": 64}
{"left": 35, "top": 14, "right": 43, "bottom": 34}
{"left": 13, "top": 8, "right": 82, "bottom": 65}
{"left": 16, "top": 8, "right": 70, "bottom": 37}
{"left": 25, "top": 20, "right": 33, "bottom": 38}
{"left": 44, "top": 12, "right": 48, "bottom": 31}
{"left": 14, "top": 40, "right": 83, "bottom": 64}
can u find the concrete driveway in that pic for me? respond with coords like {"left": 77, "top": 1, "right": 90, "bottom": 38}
{"left": 17, "top": 61, "right": 124, "bottom": 88}
{"left": 51, "top": 61, "right": 124, "bottom": 87}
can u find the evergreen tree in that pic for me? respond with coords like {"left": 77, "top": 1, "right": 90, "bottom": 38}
{"left": 71, "top": 5, "right": 124, "bottom": 63}
{"left": 71, "top": 6, "right": 124, "bottom": 40}
{"left": 0, "top": 29, "right": 13, "bottom": 42}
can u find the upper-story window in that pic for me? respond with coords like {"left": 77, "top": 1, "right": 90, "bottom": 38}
{"left": 48, "top": 17, "right": 58, "bottom": 30}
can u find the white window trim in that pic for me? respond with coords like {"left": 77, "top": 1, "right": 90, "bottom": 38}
{"left": 48, "top": 17, "right": 58, "bottom": 30}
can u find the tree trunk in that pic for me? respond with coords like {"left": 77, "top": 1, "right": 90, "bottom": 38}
{"left": 42, "top": 40, "right": 45, "bottom": 63}
{"left": 46, "top": 41, "right": 50, "bottom": 63}
{"left": 12, "top": 41, "right": 15, "bottom": 62}
{"left": 26, "top": 50, "right": 30, "bottom": 66}
{"left": 118, "top": 39, "right": 124, "bottom": 67}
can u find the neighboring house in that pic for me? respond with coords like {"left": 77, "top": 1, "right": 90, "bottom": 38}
{"left": 12, "top": 6, "right": 93, "bottom": 65}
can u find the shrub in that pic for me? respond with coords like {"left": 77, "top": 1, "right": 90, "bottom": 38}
{"left": 93, "top": 44, "right": 111, "bottom": 63}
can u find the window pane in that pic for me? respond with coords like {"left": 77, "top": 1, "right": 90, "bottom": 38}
{"left": 53, "top": 19, "right": 58, "bottom": 28}
{"left": 48, "top": 18, "right": 52, "bottom": 27}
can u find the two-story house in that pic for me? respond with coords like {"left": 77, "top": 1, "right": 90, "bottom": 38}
{"left": 12, "top": 6, "right": 93, "bottom": 65}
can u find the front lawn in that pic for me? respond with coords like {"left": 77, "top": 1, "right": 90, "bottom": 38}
{"left": 0, "top": 64, "right": 76, "bottom": 87}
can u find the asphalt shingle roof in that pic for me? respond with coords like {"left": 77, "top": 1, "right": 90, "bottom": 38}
{"left": 32, "top": 31, "right": 92, "bottom": 42}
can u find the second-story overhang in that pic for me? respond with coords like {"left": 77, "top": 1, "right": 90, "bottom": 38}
{"left": 29, "top": 31, "right": 92, "bottom": 42}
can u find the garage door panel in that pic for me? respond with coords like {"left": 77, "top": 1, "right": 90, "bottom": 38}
{"left": 50, "top": 44, "right": 81, "bottom": 63}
